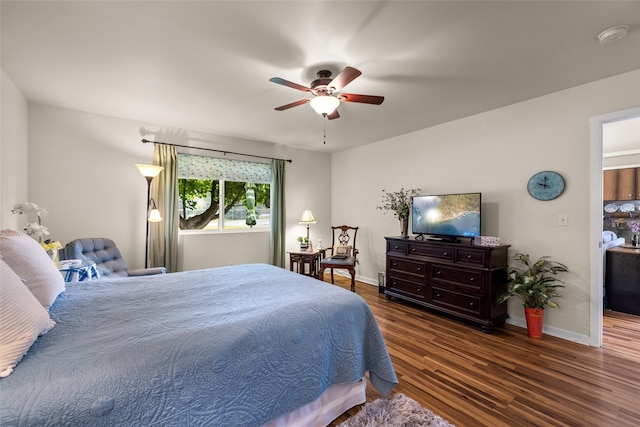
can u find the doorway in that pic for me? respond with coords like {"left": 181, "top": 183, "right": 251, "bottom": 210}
{"left": 590, "top": 107, "right": 640, "bottom": 347}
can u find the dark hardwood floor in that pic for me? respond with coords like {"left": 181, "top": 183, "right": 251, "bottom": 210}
{"left": 327, "top": 276, "right": 640, "bottom": 427}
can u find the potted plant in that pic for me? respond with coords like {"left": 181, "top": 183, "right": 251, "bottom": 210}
{"left": 496, "top": 253, "right": 568, "bottom": 339}
{"left": 297, "top": 236, "right": 309, "bottom": 250}
{"left": 377, "top": 188, "right": 421, "bottom": 238}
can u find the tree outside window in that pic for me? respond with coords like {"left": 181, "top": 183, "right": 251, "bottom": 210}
{"left": 179, "top": 178, "right": 270, "bottom": 230}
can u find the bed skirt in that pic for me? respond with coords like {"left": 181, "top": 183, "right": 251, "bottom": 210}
{"left": 263, "top": 377, "right": 366, "bottom": 427}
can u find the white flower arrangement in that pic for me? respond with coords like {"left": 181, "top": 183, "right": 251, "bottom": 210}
{"left": 11, "top": 202, "right": 50, "bottom": 242}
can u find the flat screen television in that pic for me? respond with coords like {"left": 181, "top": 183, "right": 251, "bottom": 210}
{"left": 411, "top": 192, "right": 481, "bottom": 241}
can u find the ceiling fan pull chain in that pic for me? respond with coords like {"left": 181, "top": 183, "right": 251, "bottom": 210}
{"left": 323, "top": 115, "right": 327, "bottom": 145}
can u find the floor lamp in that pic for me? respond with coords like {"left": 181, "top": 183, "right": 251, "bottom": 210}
{"left": 136, "top": 164, "right": 164, "bottom": 268}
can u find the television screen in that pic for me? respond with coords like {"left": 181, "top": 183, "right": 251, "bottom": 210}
{"left": 411, "top": 193, "right": 481, "bottom": 240}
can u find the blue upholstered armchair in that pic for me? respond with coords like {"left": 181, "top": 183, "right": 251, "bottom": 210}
{"left": 63, "top": 238, "right": 166, "bottom": 278}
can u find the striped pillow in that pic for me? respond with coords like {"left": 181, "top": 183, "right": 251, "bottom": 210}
{"left": 0, "top": 229, "right": 65, "bottom": 309}
{"left": 0, "top": 259, "right": 55, "bottom": 377}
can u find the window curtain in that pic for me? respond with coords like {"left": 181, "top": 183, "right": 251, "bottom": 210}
{"left": 150, "top": 144, "right": 179, "bottom": 272}
{"left": 178, "top": 153, "right": 271, "bottom": 183}
{"left": 270, "top": 159, "right": 286, "bottom": 268}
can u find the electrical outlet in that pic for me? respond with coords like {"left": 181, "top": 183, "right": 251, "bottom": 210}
{"left": 558, "top": 214, "right": 568, "bottom": 227}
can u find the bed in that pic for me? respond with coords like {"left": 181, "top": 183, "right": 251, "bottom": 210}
{"left": 0, "top": 262, "right": 397, "bottom": 426}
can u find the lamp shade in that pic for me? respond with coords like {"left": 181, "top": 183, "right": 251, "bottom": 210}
{"left": 309, "top": 96, "right": 340, "bottom": 116}
{"left": 136, "top": 164, "right": 164, "bottom": 178}
{"left": 148, "top": 198, "right": 163, "bottom": 222}
{"left": 299, "top": 209, "right": 316, "bottom": 224}
{"left": 148, "top": 208, "right": 163, "bottom": 222}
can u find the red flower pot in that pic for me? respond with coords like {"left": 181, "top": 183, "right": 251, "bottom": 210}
{"left": 524, "top": 307, "right": 544, "bottom": 339}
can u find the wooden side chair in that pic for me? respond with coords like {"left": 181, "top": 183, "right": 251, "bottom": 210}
{"left": 319, "top": 225, "right": 359, "bottom": 292}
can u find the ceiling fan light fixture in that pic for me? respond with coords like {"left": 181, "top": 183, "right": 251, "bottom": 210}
{"left": 309, "top": 95, "right": 340, "bottom": 116}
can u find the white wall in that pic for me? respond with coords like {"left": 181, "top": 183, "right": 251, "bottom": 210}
{"left": 331, "top": 69, "right": 640, "bottom": 343}
{"left": 1, "top": 69, "right": 29, "bottom": 230}
{"left": 26, "top": 104, "right": 331, "bottom": 271}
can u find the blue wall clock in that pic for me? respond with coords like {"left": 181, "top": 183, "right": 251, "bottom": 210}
{"left": 527, "top": 171, "right": 565, "bottom": 201}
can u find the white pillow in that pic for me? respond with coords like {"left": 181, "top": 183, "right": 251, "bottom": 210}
{"left": 0, "top": 229, "right": 65, "bottom": 309}
{"left": 333, "top": 245, "right": 352, "bottom": 257}
{"left": 0, "top": 259, "right": 55, "bottom": 377}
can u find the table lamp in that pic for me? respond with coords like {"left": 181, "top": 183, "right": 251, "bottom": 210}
{"left": 299, "top": 208, "right": 316, "bottom": 242}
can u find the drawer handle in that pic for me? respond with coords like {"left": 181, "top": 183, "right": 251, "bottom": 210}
{"left": 393, "top": 262, "right": 398, "bottom": 267}
{"left": 436, "top": 293, "right": 441, "bottom": 297}
{"left": 443, "top": 251, "right": 448, "bottom": 256}
{"left": 417, "top": 287, "right": 421, "bottom": 292}
{"left": 469, "top": 277, "right": 474, "bottom": 282}
{"left": 436, "top": 270, "right": 442, "bottom": 275}
{"left": 467, "top": 254, "right": 472, "bottom": 259}
{"left": 394, "top": 245, "right": 400, "bottom": 249}
{"left": 416, "top": 267, "right": 422, "bottom": 271}
{"left": 469, "top": 302, "right": 474, "bottom": 306}
{"left": 411, "top": 248, "right": 416, "bottom": 252}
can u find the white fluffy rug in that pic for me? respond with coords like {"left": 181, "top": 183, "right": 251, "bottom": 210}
{"left": 338, "top": 393, "right": 455, "bottom": 427}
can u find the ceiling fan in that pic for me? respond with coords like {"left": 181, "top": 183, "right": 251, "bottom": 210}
{"left": 269, "top": 66, "right": 384, "bottom": 120}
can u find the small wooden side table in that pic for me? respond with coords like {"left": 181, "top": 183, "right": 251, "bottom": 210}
{"left": 289, "top": 249, "right": 323, "bottom": 279}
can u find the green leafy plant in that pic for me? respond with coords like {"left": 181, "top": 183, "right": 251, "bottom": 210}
{"left": 377, "top": 188, "right": 421, "bottom": 219}
{"left": 496, "top": 253, "right": 568, "bottom": 309}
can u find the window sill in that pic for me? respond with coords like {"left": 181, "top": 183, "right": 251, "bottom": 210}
{"left": 179, "top": 228, "right": 269, "bottom": 236}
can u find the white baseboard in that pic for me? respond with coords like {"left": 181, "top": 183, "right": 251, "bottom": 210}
{"left": 504, "top": 317, "right": 591, "bottom": 346}
{"left": 320, "top": 271, "right": 379, "bottom": 287}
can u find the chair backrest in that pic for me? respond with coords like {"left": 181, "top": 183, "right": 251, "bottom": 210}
{"left": 330, "top": 225, "right": 359, "bottom": 257}
{"left": 63, "top": 238, "right": 129, "bottom": 278}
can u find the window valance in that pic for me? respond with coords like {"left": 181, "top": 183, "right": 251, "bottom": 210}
{"left": 178, "top": 154, "right": 272, "bottom": 184}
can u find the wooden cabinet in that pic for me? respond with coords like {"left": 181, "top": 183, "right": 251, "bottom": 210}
{"left": 603, "top": 169, "right": 619, "bottom": 201}
{"left": 605, "top": 246, "right": 640, "bottom": 315}
{"left": 603, "top": 167, "right": 640, "bottom": 201}
{"left": 385, "top": 237, "right": 510, "bottom": 333}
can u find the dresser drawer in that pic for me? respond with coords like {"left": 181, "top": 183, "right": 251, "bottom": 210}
{"left": 387, "top": 257, "right": 427, "bottom": 281}
{"left": 387, "top": 277, "right": 426, "bottom": 301}
{"left": 430, "top": 286, "right": 482, "bottom": 316}
{"left": 456, "top": 248, "right": 486, "bottom": 266}
{"left": 408, "top": 243, "right": 453, "bottom": 261}
{"left": 387, "top": 240, "right": 406, "bottom": 255}
{"left": 430, "top": 264, "right": 484, "bottom": 290}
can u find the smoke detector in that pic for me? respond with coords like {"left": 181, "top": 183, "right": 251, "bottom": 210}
{"left": 597, "top": 25, "right": 629, "bottom": 44}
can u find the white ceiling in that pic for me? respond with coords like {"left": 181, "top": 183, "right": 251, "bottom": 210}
{"left": 603, "top": 116, "right": 640, "bottom": 155}
{"left": 2, "top": 1, "right": 639, "bottom": 153}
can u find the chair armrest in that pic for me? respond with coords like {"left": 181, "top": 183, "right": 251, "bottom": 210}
{"left": 128, "top": 267, "right": 167, "bottom": 276}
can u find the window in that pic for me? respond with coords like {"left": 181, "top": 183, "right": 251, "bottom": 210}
{"left": 178, "top": 154, "right": 271, "bottom": 231}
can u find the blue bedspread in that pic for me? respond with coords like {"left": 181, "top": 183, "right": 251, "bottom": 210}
{"left": 0, "top": 264, "right": 397, "bottom": 426}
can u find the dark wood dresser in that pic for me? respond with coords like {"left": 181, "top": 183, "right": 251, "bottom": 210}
{"left": 385, "top": 236, "right": 510, "bottom": 332}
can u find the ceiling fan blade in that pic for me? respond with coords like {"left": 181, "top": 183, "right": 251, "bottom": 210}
{"left": 328, "top": 66, "right": 362, "bottom": 92}
{"left": 274, "top": 99, "right": 310, "bottom": 111}
{"left": 269, "top": 77, "right": 311, "bottom": 93}
{"left": 338, "top": 93, "right": 384, "bottom": 105}
{"left": 327, "top": 109, "right": 340, "bottom": 120}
